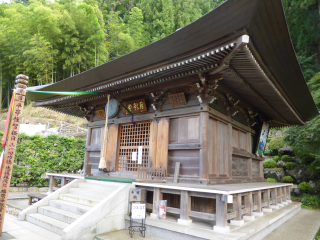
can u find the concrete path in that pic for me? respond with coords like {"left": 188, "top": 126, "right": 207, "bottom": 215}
{"left": 0, "top": 213, "right": 61, "bottom": 240}
{"left": 263, "top": 208, "right": 320, "bottom": 240}
{"left": 96, "top": 229, "right": 161, "bottom": 240}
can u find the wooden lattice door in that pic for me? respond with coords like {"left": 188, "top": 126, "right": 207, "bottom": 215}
{"left": 117, "top": 121, "right": 150, "bottom": 172}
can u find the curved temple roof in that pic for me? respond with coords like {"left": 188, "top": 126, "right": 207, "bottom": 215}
{"left": 28, "top": 0, "right": 318, "bottom": 125}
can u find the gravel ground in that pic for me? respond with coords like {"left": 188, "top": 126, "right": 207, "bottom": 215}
{"left": 5, "top": 205, "right": 20, "bottom": 217}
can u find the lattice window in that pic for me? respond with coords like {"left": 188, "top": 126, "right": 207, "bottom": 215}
{"left": 118, "top": 122, "right": 150, "bottom": 172}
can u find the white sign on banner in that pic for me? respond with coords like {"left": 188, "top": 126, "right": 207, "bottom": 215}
{"left": 132, "top": 152, "right": 137, "bottom": 161}
{"left": 138, "top": 146, "right": 143, "bottom": 164}
{"left": 132, "top": 203, "right": 146, "bottom": 219}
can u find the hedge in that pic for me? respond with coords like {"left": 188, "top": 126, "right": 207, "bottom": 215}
{"left": 1, "top": 132, "right": 86, "bottom": 187}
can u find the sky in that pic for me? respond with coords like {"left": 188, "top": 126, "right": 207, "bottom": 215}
{"left": 0, "top": 0, "right": 10, "bottom": 3}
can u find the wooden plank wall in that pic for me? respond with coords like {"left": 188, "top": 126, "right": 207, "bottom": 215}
{"left": 167, "top": 116, "right": 200, "bottom": 178}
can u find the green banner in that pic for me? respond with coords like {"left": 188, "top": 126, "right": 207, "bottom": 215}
{"left": 26, "top": 90, "right": 102, "bottom": 95}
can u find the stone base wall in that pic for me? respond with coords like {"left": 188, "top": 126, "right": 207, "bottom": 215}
{"left": 9, "top": 187, "right": 49, "bottom": 193}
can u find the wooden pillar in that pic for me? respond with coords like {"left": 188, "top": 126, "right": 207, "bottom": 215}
{"left": 151, "top": 187, "right": 163, "bottom": 218}
{"left": 256, "top": 190, "right": 262, "bottom": 212}
{"left": 279, "top": 187, "right": 282, "bottom": 203}
{"left": 227, "top": 123, "right": 233, "bottom": 178}
{"left": 105, "top": 124, "right": 118, "bottom": 172}
{"left": 245, "top": 192, "right": 253, "bottom": 216}
{"left": 199, "top": 111, "right": 209, "bottom": 179}
{"left": 148, "top": 119, "right": 158, "bottom": 167}
{"left": 84, "top": 127, "right": 92, "bottom": 176}
{"left": 61, "top": 177, "right": 67, "bottom": 187}
{"left": 178, "top": 191, "right": 192, "bottom": 225}
{"left": 214, "top": 194, "right": 229, "bottom": 232}
{"left": 243, "top": 192, "right": 255, "bottom": 220}
{"left": 49, "top": 176, "right": 56, "bottom": 194}
{"left": 287, "top": 186, "right": 291, "bottom": 200}
{"left": 233, "top": 194, "right": 242, "bottom": 220}
{"left": 266, "top": 189, "right": 271, "bottom": 208}
{"left": 271, "top": 188, "right": 278, "bottom": 205}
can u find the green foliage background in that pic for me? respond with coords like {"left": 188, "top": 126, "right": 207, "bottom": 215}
{"left": 1, "top": 132, "right": 86, "bottom": 187}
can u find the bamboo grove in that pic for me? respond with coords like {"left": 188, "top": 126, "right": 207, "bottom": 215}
{"left": 0, "top": 0, "right": 225, "bottom": 108}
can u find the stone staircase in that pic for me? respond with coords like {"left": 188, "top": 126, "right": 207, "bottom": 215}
{"left": 19, "top": 179, "right": 133, "bottom": 240}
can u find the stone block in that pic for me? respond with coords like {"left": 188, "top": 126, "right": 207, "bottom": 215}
{"left": 18, "top": 187, "right": 27, "bottom": 192}
{"left": 278, "top": 203, "right": 284, "bottom": 207}
{"left": 28, "top": 187, "right": 39, "bottom": 192}
{"left": 262, "top": 208, "right": 272, "bottom": 213}
{"left": 270, "top": 205, "right": 279, "bottom": 209}
{"left": 39, "top": 187, "right": 49, "bottom": 192}
{"left": 243, "top": 215, "right": 255, "bottom": 221}
{"left": 252, "top": 211, "right": 264, "bottom": 216}
{"left": 213, "top": 225, "right": 230, "bottom": 233}
{"left": 150, "top": 213, "right": 158, "bottom": 219}
{"left": 177, "top": 219, "right": 192, "bottom": 225}
{"left": 230, "top": 220, "right": 245, "bottom": 226}
{"left": 9, "top": 187, "right": 19, "bottom": 192}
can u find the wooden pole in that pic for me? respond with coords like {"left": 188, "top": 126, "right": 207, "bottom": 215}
{"left": 0, "top": 88, "right": 26, "bottom": 235}
{"left": 98, "top": 94, "right": 110, "bottom": 170}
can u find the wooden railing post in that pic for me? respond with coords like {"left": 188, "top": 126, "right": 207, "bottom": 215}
{"left": 214, "top": 194, "right": 230, "bottom": 233}
{"left": 150, "top": 187, "right": 163, "bottom": 218}
{"left": 61, "top": 177, "right": 67, "bottom": 187}
{"left": 243, "top": 192, "right": 255, "bottom": 221}
{"left": 178, "top": 191, "right": 192, "bottom": 225}
{"left": 49, "top": 176, "right": 56, "bottom": 194}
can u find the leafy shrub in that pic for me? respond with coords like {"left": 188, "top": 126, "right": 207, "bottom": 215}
{"left": 264, "top": 149, "right": 274, "bottom": 156}
{"left": 273, "top": 156, "right": 280, "bottom": 162}
{"left": 281, "top": 176, "right": 294, "bottom": 183}
{"left": 267, "top": 178, "right": 277, "bottom": 182}
{"left": 301, "top": 194, "right": 320, "bottom": 209}
{"left": 299, "top": 182, "right": 312, "bottom": 193}
{"left": 281, "top": 155, "right": 292, "bottom": 162}
{"left": 6, "top": 132, "right": 86, "bottom": 187}
{"left": 301, "top": 155, "right": 315, "bottom": 165}
{"left": 286, "top": 162, "right": 298, "bottom": 170}
{"left": 263, "top": 159, "right": 277, "bottom": 168}
{"left": 267, "top": 136, "right": 285, "bottom": 150}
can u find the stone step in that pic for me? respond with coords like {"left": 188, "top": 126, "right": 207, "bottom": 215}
{"left": 49, "top": 199, "right": 92, "bottom": 215}
{"left": 78, "top": 182, "right": 118, "bottom": 192}
{"left": 26, "top": 213, "right": 70, "bottom": 236}
{"left": 68, "top": 187, "right": 113, "bottom": 200}
{"left": 59, "top": 193, "right": 100, "bottom": 207}
{"left": 85, "top": 179, "right": 124, "bottom": 187}
{"left": 38, "top": 206, "right": 82, "bottom": 224}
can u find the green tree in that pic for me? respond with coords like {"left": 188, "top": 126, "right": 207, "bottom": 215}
{"left": 23, "top": 34, "right": 58, "bottom": 85}
{"left": 128, "top": 7, "right": 144, "bottom": 49}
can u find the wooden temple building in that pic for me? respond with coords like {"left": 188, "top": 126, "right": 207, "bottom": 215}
{"left": 24, "top": 0, "right": 318, "bottom": 238}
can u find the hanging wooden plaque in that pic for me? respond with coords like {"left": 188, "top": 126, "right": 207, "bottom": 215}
{"left": 96, "top": 109, "right": 106, "bottom": 118}
{"left": 121, "top": 99, "right": 147, "bottom": 115}
{"left": 168, "top": 92, "right": 187, "bottom": 107}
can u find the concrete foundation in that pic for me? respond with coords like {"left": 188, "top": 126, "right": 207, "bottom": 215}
{"left": 125, "top": 202, "right": 301, "bottom": 240}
